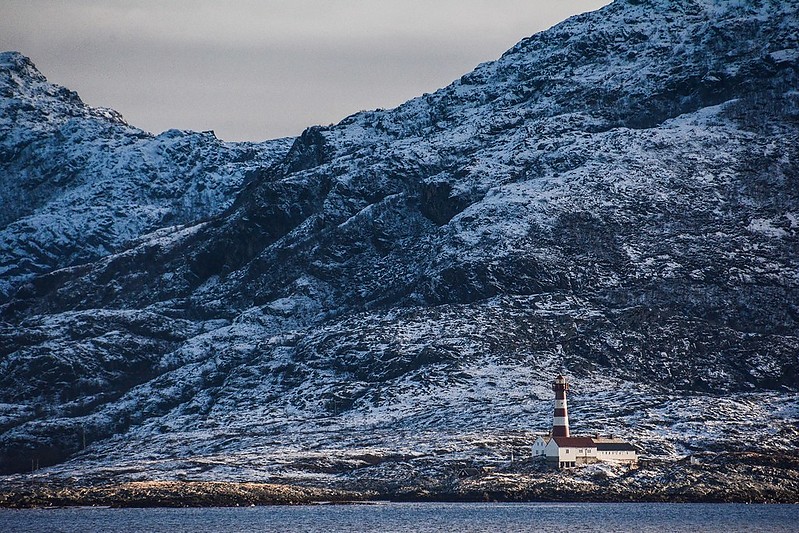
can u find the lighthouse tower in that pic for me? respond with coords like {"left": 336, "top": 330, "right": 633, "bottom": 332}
{"left": 552, "top": 374, "right": 570, "bottom": 437}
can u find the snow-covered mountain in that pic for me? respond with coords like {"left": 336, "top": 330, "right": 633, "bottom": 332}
{"left": 0, "top": 51, "right": 293, "bottom": 299}
{"left": 1, "top": 0, "right": 797, "bottom": 488}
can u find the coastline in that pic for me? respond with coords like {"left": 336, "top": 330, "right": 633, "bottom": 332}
{"left": 0, "top": 481, "right": 795, "bottom": 509}
{"left": 0, "top": 481, "right": 369, "bottom": 508}
{"left": 2, "top": 452, "right": 798, "bottom": 508}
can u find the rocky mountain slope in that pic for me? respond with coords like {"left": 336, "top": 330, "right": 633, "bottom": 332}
{"left": 0, "top": 0, "right": 797, "bottom": 495}
{"left": 0, "top": 51, "right": 292, "bottom": 299}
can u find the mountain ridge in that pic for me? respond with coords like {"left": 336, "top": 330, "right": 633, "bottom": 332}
{"left": 0, "top": 50, "right": 293, "bottom": 300}
{"left": 0, "top": 0, "right": 797, "bottom": 489}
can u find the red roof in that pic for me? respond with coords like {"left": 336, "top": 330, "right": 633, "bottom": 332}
{"left": 596, "top": 442, "right": 637, "bottom": 452}
{"left": 552, "top": 436, "right": 596, "bottom": 448}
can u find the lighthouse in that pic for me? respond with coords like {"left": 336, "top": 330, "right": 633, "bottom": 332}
{"left": 532, "top": 374, "right": 639, "bottom": 468}
{"left": 552, "top": 374, "right": 570, "bottom": 437}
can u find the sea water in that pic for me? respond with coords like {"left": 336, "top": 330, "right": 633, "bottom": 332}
{"left": 1, "top": 502, "right": 797, "bottom": 532}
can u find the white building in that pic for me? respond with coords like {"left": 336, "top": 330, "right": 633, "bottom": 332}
{"left": 532, "top": 435, "right": 549, "bottom": 457}
{"left": 593, "top": 437, "right": 638, "bottom": 465}
{"left": 534, "top": 435, "right": 637, "bottom": 468}
{"left": 546, "top": 436, "right": 597, "bottom": 468}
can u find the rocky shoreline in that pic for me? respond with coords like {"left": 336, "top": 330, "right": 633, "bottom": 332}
{"left": 2, "top": 452, "right": 797, "bottom": 508}
{"left": 0, "top": 481, "right": 370, "bottom": 508}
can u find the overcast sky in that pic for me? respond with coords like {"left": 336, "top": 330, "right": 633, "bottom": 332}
{"left": 1, "top": 1, "right": 610, "bottom": 141}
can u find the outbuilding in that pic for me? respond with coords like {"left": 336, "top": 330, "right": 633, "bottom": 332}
{"left": 594, "top": 438, "right": 638, "bottom": 465}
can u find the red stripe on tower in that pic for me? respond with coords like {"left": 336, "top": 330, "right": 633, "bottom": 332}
{"left": 552, "top": 374, "right": 570, "bottom": 437}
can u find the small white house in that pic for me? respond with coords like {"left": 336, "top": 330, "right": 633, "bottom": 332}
{"left": 543, "top": 436, "right": 598, "bottom": 468}
{"left": 532, "top": 436, "right": 550, "bottom": 457}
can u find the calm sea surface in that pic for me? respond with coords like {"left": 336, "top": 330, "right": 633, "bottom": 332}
{"left": 1, "top": 502, "right": 797, "bottom": 532}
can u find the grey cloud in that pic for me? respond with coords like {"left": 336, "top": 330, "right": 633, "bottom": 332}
{"left": 1, "top": 1, "right": 611, "bottom": 141}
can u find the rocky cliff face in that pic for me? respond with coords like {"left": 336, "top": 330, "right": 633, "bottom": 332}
{"left": 0, "top": 51, "right": 293, "bottom": 300}
{"left": 0, "top": 0, "right": 797, "bottom": 485}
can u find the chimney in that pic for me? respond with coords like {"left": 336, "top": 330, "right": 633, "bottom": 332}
{"left": 552, "top": 374, "right": 570, "bottom": 437}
